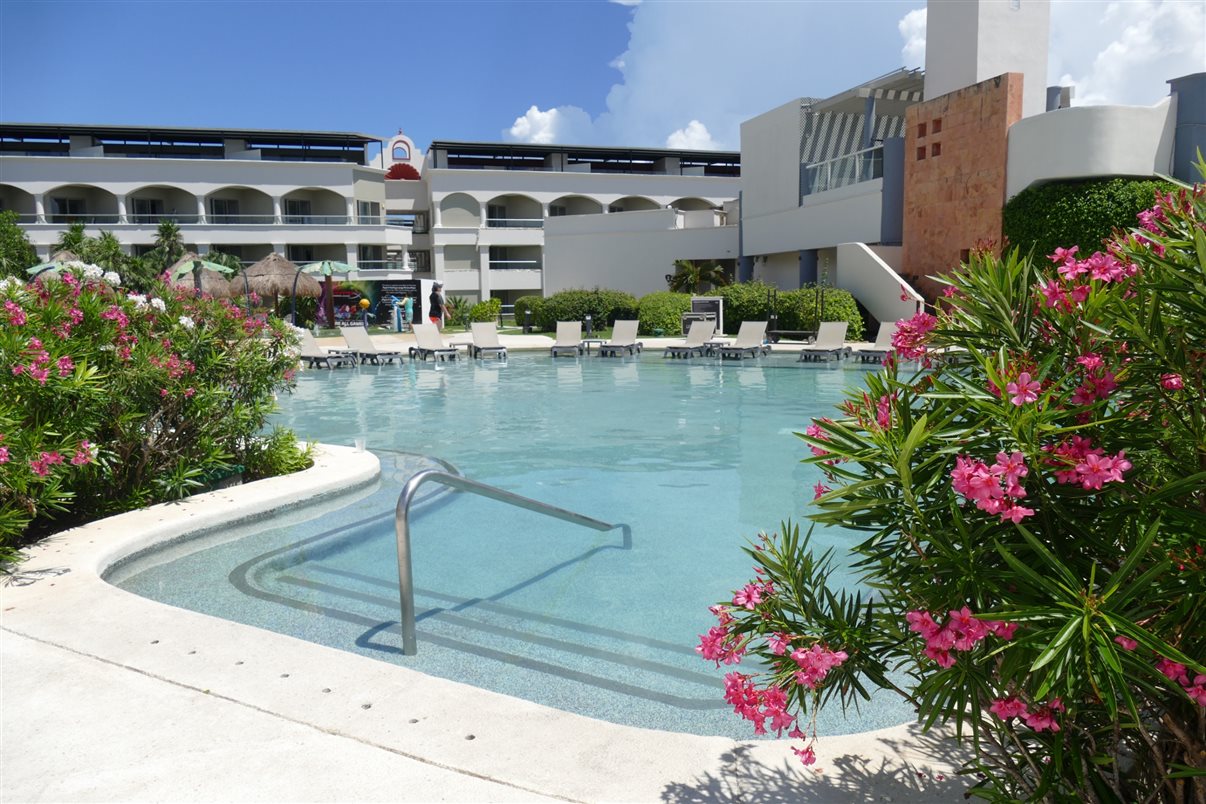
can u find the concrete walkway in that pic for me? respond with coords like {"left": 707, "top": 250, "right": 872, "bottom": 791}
{"left": 2, "top": 447, "right": 967, "bottom": 803}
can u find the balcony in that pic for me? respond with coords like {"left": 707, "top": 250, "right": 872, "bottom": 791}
{"left": 801, "top": 145, "right": 883, "bottom": 198}
{"left": 485, "top": 217, "right": 543, "bottom": 229}
{"left": 489, "top": 259, "right": 542, "bottom": 270}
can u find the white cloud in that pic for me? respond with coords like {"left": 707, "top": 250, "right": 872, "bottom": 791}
{"left": 505, "top": 105, "right": 594, "bottom": 145}
{"left": 610, "top": 0, "right": 642, "bottom": 6}
{"left": 898, "top": 8, "right": 927, "bottom": 69}
{"left": 665, "top": 120, "right": 719, "bottom": 150}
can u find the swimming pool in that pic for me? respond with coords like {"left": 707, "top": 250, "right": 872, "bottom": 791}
{"left": 112, "top": 352, "right": 911, "bottom": 737}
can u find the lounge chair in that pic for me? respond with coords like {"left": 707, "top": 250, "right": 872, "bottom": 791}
{"left": 719, "top": 321, "right": 771, "bottom": 360}
{"left": 797, "top": 321, "right": 850, "bottom": 362}
{"left": 597, "top": 320, "right": 643, "bottom": 357}
{"left": 299, "top": 330, "right": 357, "bottom": 369}
{"left": 469, "top": 322, "right": 508, "bottom": 360}
{"left": 550, "top": 321, "right": 584, "bottom": 357}
{"left": 664, "top": 320, "right": 715, "bottom": 359}
{"left": 410, "top": 323, "right": 459, "bottom": 362}
{"left": 855, "top": 322, "right": 899, "bottom": 363}
{"left": 340, "top": 326, "right": 403, "bottom": 364}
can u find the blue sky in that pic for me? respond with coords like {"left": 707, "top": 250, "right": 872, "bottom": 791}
{"left": 2, "top": 0, "right": 1203, "bottom": 153}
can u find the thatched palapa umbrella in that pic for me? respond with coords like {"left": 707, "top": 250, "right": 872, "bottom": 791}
{"left": 243, "top": 252, "right": 322, "bottom": 313}
{"left": 166, "top": 253, "right": 233, "bottom": 297}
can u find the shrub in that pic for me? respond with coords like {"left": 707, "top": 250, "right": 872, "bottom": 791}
{"left": 535, "top": 288, "right": 639, "bottom": 332}
{"left": 635, "top": 291, "right": 692, "bottom": 335}
{"left": 700, "top": 179, "right": 1205, "bottom": 800}
{"left": 777, "top": 286, "right": 864, "bottom": 340}
{"left": 0, "top": 264, "right": 309, "bottom": 564}
{"left": 512, "top": 295, "right": 544, "bottom": 329}
{"left": 468, "top": 297, "right": 502, "bottom": 323}
{"left": 0, "top": 210, "right": 37, "bottom": 280}
{"left": 715, "top": 281, "right": 775, "bottom": 333}
{"left": 1003, "top": 177, "right": 1175, "bottom": 262}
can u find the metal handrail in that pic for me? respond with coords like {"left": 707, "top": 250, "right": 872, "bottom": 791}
{"left": 393, "top": 469, "right": 626, "bottom": 655}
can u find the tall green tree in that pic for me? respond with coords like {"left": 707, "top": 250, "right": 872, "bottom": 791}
{"left": 151, "top": 219, "right": 186, "bottom": 272}
{"left": 0, "top": 210, "right": 38, "bottom": 279}
{"left": 53, "top": 222, "right": 88, "bottom": 257}
{"left": 668, "top": 259, "right": 731, "bottom": 294}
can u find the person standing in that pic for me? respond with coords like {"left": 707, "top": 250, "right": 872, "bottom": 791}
{"left": 402, "top": 295, "right": 414, "bottom": 331}
{"left": 429, "top": 281, "right": 449, "bottom": 329}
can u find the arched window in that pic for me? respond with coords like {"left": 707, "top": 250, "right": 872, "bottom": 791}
{"left": 392, "top": 143, "right": 410, "bottom": 161}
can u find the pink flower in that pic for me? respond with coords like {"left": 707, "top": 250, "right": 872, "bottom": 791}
{"left": 1185, "top": 675, "right": 1206, "bottom": 706}
{"left": 1157, "top": 658, "right": 1189, "bottom": 685}
{"left": 906, "top": 610, "right": 941, "bottom": 639}
{"left": 697, "top": 626, "right": 745, "bottom": 666}
{"left": 56, "top": 356, "right": 75, "bottom": 377}
{"left": 29, "top": 456, "right": 50, "bottom": 477}
{"left": 1076, "top": 353, "right": 1104, "bottom": 371}
{"left": 1006, "top": 372, "right": 1041, "bottom": 406}
{"left": 792, "top": 745, "right": 817, "bottom": 766}
{"left": 891, "top": 312, "right": 938, "bottom": 360}
{"left": 1161, "top": 373, "right": 1183, "bottom": 390}
{"left": 998, "top": 503, "right": 1035, "bottom": 524}
{"left": 1049, "top": 245, "right": 1079, "bottom": 265}
{"left": 0, "top": 446, "right": 8, "bottom": 464}
{"left": 986, "top": 621, "right": 1018, "bottom": 640}
{"left": 942, "top": 286, "right": 957, "bottom": 298}
{"left": 1023, "top": 699, "right": 1065, "bottom": 733}
{"left": 1113, "top": 635, "right": 1138, "bottom": 651}
{"left": 71, "top": 440, "right": 94, "bottom": 466}
{"left": 812, "top": 482, "right": 831, "bottom": 500}
{"left": 989, "top": 696, "right": 1028, "bottom": 720}
{"left": 4, "top": 300, "right": 26, "bottom": 326}
{"left": 733, "top": 583, "right": 763, "bottom": 610}
{"left": 766, "top": 633, "right": 791, "bottom": 656}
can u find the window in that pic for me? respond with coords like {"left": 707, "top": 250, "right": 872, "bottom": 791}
{"left": 549, "top": 205, "right": 567, "bottom": 217}
{"left": 487, "top": 203, "right": 507, "bottom": 227}
{"left": 287, "top": 245, "right": 315, "bottom": 263}
{"left": 916, "top": 147, "right": 926, "bottom": 161}
{"left": 931, "top": 143, "right": 942, "bottom": 158}
{"left": 932, "top": 118, "right": 943, "bottom": 134}
{"left": 392, "top": 143, "right": 410, "bottom": 160}
{"left": 408, "top": 250, "right": 431, "bottom": 272}
{"left": 209, "top": 198, "right": 240, "bottom": 224}
{"left": 50, "top": 197, "right": 86, "bottom": 223}
{"left": 132, "top": 198, "right": 165, "bottom": 224}
{"left": 357, "top": 200, "right": 381, "bottom": 224}
{"left": 608, "top": 204, "right": 623, "bottom": 213}
{"left": 917, "top": 122, "right": 927, "bottom": 138}
{"left": 284, "top": 199, "right": 311, "bottom": 224}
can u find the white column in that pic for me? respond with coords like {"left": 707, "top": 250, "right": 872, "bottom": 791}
{"left": 432, "top": 201, "right": 442, "bottom": 228}
{"left": 34, "top": 193, "right": 45, "bottom": 223}
{"left": 272, "top": 242, "right": 286, "bottom": 258}
{"left": 478, "top": 244, "right": 491, "bottom": 299}
{"left": 271, "top": 196, "right": 283, "bottom": 224}
{"left": 345, "top": 197, "right": 356, "bottom": 225}
{"left": 479, "top": 200, "right": 488, "bottom": 228}
{"left": 541, "top": 202, "right": 550, "bottom": 222}
{"left": 346, "top": 245, "right": 358, "bottom": 266}
{"left": 115, "top": 194, "right": 127, "bottom": 224}
{"left": 195, "top": 195, "right": 206, "bottom": 224}
{"left": 433, "top": 245, "right": 445, "bottom": 283}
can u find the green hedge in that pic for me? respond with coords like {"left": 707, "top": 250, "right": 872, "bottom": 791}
{"left": 468, "top": 298, "right": 502, "bottom": 323}
{"left": 777, "top": 286, "right": 865, "bottom": 341}
{"left": 715, "top": 281, "right": 776, "bottom": 334}
{"left": 1003, "top": 177, "right": 1174, "bottom": 260}
{"left": 535, "top": 289, "right": 638, "bottom": 332}
{"left": 512, "top": 295, "right": 543, "bottom": 328}
{"left": 636, "top": 292, "right": 692, "bottom": 335}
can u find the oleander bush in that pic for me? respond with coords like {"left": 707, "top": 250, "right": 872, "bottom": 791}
{"left": 1003, "top": 177, "right": 1175, "bottom": 263}
{"left": 700, "top": 178, "right": 1204, "bottom": 801}
{"left": 635, "top": 291, "right": 691, "bottom": 335}
{"left": 777, "top": 286, "right": 865, "bottom": 340}
{"left": 535, "top": 288, "right": 639, "bottom": 332}
{"left": 0, "top": 264, "right": 311, "bottom": 565}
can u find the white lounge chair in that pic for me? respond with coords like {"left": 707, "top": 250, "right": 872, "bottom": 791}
{"left": 664, "top": 320, "right": 715, "bottom": 359}
{"left": 550, "top": 321, "right": 584, "bottom": 357}
{"left": 410, "top": 323, "right": 459, "bottom": 362}
{"left": 719, "top": 321, "right": 770, "bottom": 360}
{"left": 597, "top": 320, "right": 643, "bottom": 357}
{"left": 797, "top": 321, "right": 850, "bottom": 362}
{"left": 469, "top": 322, "right": 508, "bottom": 360}
{"left": 299, "top": 330, "right": 356, "bottom": 369}
{"left": 340, "top": 326, "right": 403, "bottom": 364}
{"left": 856, "top": 322, "right": 899, "bottom": 363}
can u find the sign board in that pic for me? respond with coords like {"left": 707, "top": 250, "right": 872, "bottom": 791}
{"left": 691, "top": 296, "right": 724, "bottom": 334}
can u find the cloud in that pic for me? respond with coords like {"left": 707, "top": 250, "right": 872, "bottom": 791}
{"left": 665, "top": 120, "right": 719, "bottom": 150}
{"left": 898, "top": 8, "right": 926, "bottom": 70}
{"left": 610, "top": 0, "right": 642, "bottom": 5}
{"left": 505, "top": 105, "right": 594, "bottom": 145}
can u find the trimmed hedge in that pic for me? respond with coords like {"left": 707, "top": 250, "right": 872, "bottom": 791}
{"left": 512, "top": 295, "right": 543, "bottom": 328}
{"left": 469, "top": 297, "right": 502, "bottom": 323}
{"left": 715, "top": 281, "right": 776, "bottom": 334}
{"left": 1003, "top": 177, "right": 1175, "bottom": 261}
{"left": 636, "top": 292, "right": 692, "bottom": 335}
{"left": 778, "top": 286, "right": 865, "bottom": 341}
{"left": 535, "top": 288, "right": 638, "bottom": 332}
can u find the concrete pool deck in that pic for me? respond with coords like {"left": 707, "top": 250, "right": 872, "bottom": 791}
{"left": 1, "top": 446, "right": 969, "bottom": 803}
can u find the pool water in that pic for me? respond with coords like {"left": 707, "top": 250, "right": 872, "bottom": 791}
{"left": 113, "top": 352, "right": 911, "bottom": 737}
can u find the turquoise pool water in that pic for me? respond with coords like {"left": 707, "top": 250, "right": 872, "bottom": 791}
{"left": 112, "top": 352, "right": 911, "bottom": 737}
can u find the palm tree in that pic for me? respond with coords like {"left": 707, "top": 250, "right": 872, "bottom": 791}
{"left": 86, "top": 231, "right": 126, "bottom": 272}
{"left": 54, "top": 222, "right": 88, "bottom": 257}
{"left": 668, "top": 259, "right": 731, "bottom": 294}
{"left": 152, "top": 219, "right": 186, "bottom": 274}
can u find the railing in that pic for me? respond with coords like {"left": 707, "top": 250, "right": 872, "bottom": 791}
{"left": 205, "top": 213, "right": 276, "bottom": 224}
{"left": 485, "top": 217, "right": 543, "bottom": 229}
{"left": 489, "top": 260, "right": 542, "bottom": 270}
{"left": 393, "top": 469, "right": 629, "bottom": 655}
{"left": 801, "top": 144, "right": 883, "bottom": 198}
{"left": 282, "top": 214, "right": 350, "bottom": 225}
{"left": 355, "top": 260, "right": 413, "bottom": 272}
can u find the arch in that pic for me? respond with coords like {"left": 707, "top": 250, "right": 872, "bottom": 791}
{"left": 548, "top": 194, "right": 604, "bottom": 217}
{"left": 206, "top": 186, "right": 274, "bottom": 224}
{"left": 439, "top": 192, "right": 480, "bottom": 227}
{"left": 608, "top": 196, "right": 660, "bottom": 213}
{"left": 282, "top": 187, "right": 347, "bottom": 224}
{"left": 43, "top": 183, "right": 119, "bottom": 224}
{"left": 0, "top": 184, "right": 36, "bottom": 221}
{"left": 391, "top": 142, "right": 410, "bottom": 161}
{"left": 668, "top": 197, "right": 718, "bottom": 211}
{"left": 126, "top": 184, "right": 199, "bottom": 223}
{"left": 485, "top": 193, "right": 542, "bottom": 227}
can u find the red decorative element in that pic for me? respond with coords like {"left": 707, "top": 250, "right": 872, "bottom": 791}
{"left": 386, "top": 163, "right": 420, "bottom": 180}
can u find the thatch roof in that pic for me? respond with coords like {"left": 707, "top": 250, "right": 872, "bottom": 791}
{"left": 50, "top": 250, "right": 80, "bottom": 263}
{"left": 242, "top": 252, "right": 321, "bottom": 298}
{"left": 166, "top": 252, "right": 233, "bottom": 298}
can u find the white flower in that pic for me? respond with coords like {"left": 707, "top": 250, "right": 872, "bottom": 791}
{"left": 178, "top": 315, "right": 196, "bottom": 330}
{"left": 98, "top": 344, "right": 115, "bottom": 352}
{"left": 0, "top": 277, "right": 23, "bottom": 292}
{"left": 80, "top": 263, "right": 102, "bottom": 279}
{"left": 150, "top": 298, "right": 166, "bottom": 312}
{"left": 126, "top": 293, "right": 148, "bottom": 310}
{"left": 103, "top": 271, "right": 122, "bottom": 286}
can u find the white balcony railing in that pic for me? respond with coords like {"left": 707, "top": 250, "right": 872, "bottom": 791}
{"left": 485, "top": 217, "right": 543, "bottom": 229}
{"left": 19, "top": 213, "right": 379, "bottom": 226}
{"left": 490, "top": 259, "right": 542, "bottom": 270}
{"left": 801, "top": 145, "right": 883, "bottom": 198}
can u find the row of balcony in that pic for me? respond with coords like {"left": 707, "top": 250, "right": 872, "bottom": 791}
{"left": 11, "top": 213, "right": 562, "bottom": 229}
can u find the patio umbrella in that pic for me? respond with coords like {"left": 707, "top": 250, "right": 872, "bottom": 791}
{"left": 27, "top": 253, "right": 91, "bottom": 280}
{"left": 243, "top": 252, "right": 321, "bottom": 313}
{"left": 298, "top": 260, "right": 353, "bottom": 325}
{"left": 166, "top": 253, "right": 234, "bottom": 297}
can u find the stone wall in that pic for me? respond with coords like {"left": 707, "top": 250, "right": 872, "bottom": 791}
{"left": 902, "top": 72, "right": 1023, "bottom": 298}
